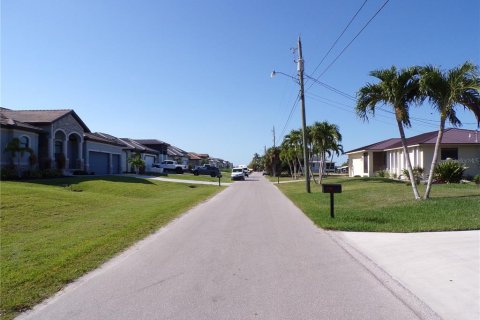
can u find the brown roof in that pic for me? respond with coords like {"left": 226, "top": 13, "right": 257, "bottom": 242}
{"left": 134, "top": 139, "right": 170, "bottom": 146}
{"left": 187, "top": 153, "right": 202, "bottom": 160}
{"left": 346, "top": 128, "right": 479, "bottom": 154}
{"left": 119, "top": 138, "right": 159, "bottom": 154}
{"left": 0, "top": 113, "right": 44, "bottom": 132}
{"left": 346, "top": 138, "right": 401, "bottom": 154}
{"left": 84, "top": 133, "right": 126, "bottom": 147}
{"left": 0, "top": 108, "right": 90, "bottom": 132}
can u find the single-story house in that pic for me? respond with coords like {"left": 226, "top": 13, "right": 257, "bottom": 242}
{"left": 346, "top": 128, "right": 480, "bottom": 178}
{"left": 187, "top": 152, "right": 203, "bottom": 169}
{"left": 1, "top": 108, "right": 126, "bottom": 175}
{"left": 118, "top": 138, "right": 160, "bottom": 172}
{"left": 134, "top": 139, "right": 170, "bottom": 164}
{"left": 166, "top": 145, "right": 189, "bottom": 166}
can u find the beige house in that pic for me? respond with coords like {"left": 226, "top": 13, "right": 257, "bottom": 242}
{"left": 346, "top": 128, "right": 480, "bottom": 179}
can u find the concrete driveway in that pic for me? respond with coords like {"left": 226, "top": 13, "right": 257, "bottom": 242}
{"left": 19, "top": 173, "right": 437, "bottom": 320}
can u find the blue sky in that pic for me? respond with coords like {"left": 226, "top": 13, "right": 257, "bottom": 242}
{"left": 2, "top": 0, "right": 479, "bottom": 165}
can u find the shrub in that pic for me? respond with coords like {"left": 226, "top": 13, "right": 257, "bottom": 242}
{"left": 72, "top": 170, "right": 89, "bottom": 175}
{"left": 376, "top": 169, "right": 390, "bottom": 178}
{"left": 40, "top": 169, "right": 63, "bottom": 178}
{"left": 402, "top": 166, "right": 424, "bottom": 183}
{"left": 0, "top": 165, "right": 18, "bottom": 180}
{"left": 433, "top": 160, "right": 466, "bottom": 183}
{"left": 473, "top": 175, "right": 480, "bottom": 184}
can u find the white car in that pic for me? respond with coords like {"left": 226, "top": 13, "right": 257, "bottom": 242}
{"left": 231, "top": 167, "right": 245, "bottom": 181}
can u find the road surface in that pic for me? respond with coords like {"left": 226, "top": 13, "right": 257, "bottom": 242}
{"left": 19, "top": 173, "right": 433, "bottom": 319}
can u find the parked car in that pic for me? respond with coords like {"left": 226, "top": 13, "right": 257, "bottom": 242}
{"left": 156, "top": 160, "right": 187, "bottom": 174}
{"left": 231, "top": 167, "right": 245, "bottom": 181}
{"left": 192, "top": 165, "right": 221, "bottom": 177}
{"left": 150, "top": 163, "right": 164, "bottom": 173}
{"left": 242, "top": 167, "right": 249, "bottom": 177}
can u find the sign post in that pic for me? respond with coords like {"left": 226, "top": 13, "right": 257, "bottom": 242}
{"left": 322, "top": 184, "right": 342, "bottom": 218}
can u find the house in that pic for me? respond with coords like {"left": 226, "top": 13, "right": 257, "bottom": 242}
{"left": 118, "top": 138, "right": 160, "bottom": 172}
{"left": 187, "top": 152, "right": 203, "bottom": 169}
{"left": 1, "top": 108, "right": 126, "bottom": 175}
{"left": 346, "top": 128, "right": 480, "bottom": 178}
{"left": 134, "top": 139, "right": 169, "bottom": 163}
{"left": 166, "top": 145, "right": 189, "bottom": 166}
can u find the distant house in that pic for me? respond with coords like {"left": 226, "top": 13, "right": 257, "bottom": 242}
{"left": 166, "top": 145, "right": 189, "bottom": 166}
{"left": 134, "top": 139, "right": 170, "bottom": 163}
{"left": 118, "top": 138, "right": 159, "bottom": 172}
{"left": 1, "top": 108, "right": 126, "bottom": 175}
{"left": 346, "top": 128, "right": 480, "bottom": 178}
{"left": 187, "top": 152, "right": 203, "bottom": 169}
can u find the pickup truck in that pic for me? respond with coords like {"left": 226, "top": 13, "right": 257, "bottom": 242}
{"left": 192, "top": 165, "right": 221, "bottom": 177}
{"left": 154, "top": 160, "right": 187, "bottom": 174}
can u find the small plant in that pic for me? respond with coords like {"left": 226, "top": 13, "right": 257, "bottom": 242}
{"left": 402, "top": 166, "right": 424, "bottom": 184}
{"left": 128, "top": 153, "right": 145, "bottom": 174}
{"left": 473, "top": 175, "right": 480, "bottom": 185}
{"left": 433, "top": 160, "right": 466, "bottom": 183}
{"left": 376, "top": 169, "right": 389, "bottom": 178}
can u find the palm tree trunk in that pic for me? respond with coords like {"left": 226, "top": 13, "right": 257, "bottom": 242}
{"left": 397, "top": 120, "right": 421, "bottom": 200}
{"left": 319, "top": 151, "right": 325, "bottom": 184}
{"left": 424, "top": 118, "right": 445, "bottom": 199}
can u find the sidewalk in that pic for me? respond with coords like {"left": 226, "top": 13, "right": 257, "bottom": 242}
{"left": 123, "top": 174, "right": 232, "bottom": 186}
{"left": 333, "top": 230, "right": 479, "bottom": 320}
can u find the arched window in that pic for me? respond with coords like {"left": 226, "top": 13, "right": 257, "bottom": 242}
{"left": 19, "top": 136, "right": 29, "bottom": 149}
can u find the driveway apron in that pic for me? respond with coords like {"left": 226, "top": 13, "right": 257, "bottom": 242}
{"left": 19, "top": 173, "right": 425, "bottom": 320}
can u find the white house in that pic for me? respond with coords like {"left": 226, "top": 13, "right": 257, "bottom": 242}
{"left": 346, "top": 128, "right": 480, "bottom": 179}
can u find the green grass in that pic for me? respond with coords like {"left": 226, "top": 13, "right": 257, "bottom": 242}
{"left": 156, "top": 172, "right": 234, "bottom": 183}
{"left": 276, "top": 176, "right": 480, "bottom": 232}
{"left": 0, "top": 176, "right": 222, "bottom": 319}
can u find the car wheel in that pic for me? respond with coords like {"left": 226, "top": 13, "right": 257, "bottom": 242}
{"left": 175, "top": 167, "right": 183, "bottom": 174}
{"left": 194, "top": 172, "right": 199, "bottom": 176}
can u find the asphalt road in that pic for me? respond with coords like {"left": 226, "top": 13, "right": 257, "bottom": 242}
{"left": 19, "top": 173, "right": 428, "bottom": 320}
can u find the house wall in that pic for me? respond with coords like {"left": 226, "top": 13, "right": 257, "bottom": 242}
{"left": 84, "top": 141, "right": 126, "bottom": 174}
{"left": 348, "top": 152, "right": 366, "bottom": 177}
{"left": 1, "top": 128, "right": 40, "bottom": 169}
{"left": 421, "top": 144, "right": 480, "bottom": 177}
{"left": 385, "top": 146, "right": 422, "bottom": 178}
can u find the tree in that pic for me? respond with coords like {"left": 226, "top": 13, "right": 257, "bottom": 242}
{"left": 420, "top": 62, "right": 480, "bottom": 199}
{"left": 4, "top": 138, "right": 33, "bottom": 177}
{"left": 309, "top": 121, "right": 342, "bottom": 184}
{"left": 128, "top": 153, "right": 145, "bottom": 174}
{"left": 249, "top": 153, "right": 263, "bottom": 171}
{"left": 356, "top": 66, "right": 422, "bottom": 200}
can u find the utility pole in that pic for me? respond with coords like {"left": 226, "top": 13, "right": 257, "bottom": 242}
{"left": 298, "top": 36, "right": 310, "bottom": 193}
{"left": 272, "top": 126, "right": 276, "bottom": 177}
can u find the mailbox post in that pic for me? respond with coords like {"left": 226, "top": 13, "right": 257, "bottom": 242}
{"left": 218, "top": 174, "right": 222, "bottom": 187}
{"left": 322, "top": 184, "right": 342, "bottom": 218}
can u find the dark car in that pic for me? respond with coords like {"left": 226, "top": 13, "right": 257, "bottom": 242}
{"left": 192, "top": 165, "right": 221, "bottom": 177}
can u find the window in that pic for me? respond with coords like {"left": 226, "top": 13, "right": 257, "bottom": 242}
{"left": 19, "top": 136, "right": 29, "bottom": 148}
{"left": 441, "top": 148, "right": 458, "bottom": 160}
{"left": 363, "top": 152, "right": 368, "bottom": 173}
{"left": 55, "top": 140, "right": 63, "bottom": 154}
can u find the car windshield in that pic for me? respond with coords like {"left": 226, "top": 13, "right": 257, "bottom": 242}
{"left": 233, "top": 169, "right": 242, "bottom": 172}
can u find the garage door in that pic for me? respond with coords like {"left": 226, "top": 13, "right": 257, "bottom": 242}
{"left": 144, "top": 155, "right": 155, "bottom": 171}
{"left": 89, "top": 151, "right": 109, "bottom": 175}
{"left": 112, "top": 154, "right": 121, "bottom": 174}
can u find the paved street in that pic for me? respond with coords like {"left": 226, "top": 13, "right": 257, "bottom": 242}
{"left": 19, "top": 173, "right": 434, "bottom": 320}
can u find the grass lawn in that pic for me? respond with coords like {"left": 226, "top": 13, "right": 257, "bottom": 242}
{"left": 276, "top": 176, "right": 480, "bottom": 232}
{"left": 0, "top": 176, "right": 222, "bottom": 320}
{"left": 154, "top": 172, "right": 234, "bottom": 184}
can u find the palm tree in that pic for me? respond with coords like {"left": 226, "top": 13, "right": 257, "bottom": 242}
{"left": 128, "top": 153, "right": 145, "bottom": 174}
{"left": 310, "top": 121, "right": 342, "bottom": 184}
{"left": 4, "top": 138, "right": 33, "bottom": 177}
{"left": 420, "top": 62, "right": 480, "bottom": 199}
{"left": 356, "top": 66, "right": 422, "bottom": 200}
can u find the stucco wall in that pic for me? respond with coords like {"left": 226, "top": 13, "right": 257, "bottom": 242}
{"left": 348, "top": 152, "right": 365, "bottom": 177}
{"left": 1, "top": 128, "right": 40, "bottom": 169}
{"left": 84, "top": 141, "right": 126, "bottom": 173}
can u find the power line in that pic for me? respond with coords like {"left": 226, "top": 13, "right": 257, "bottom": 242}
{"left": 279, "top": 92, "right": 300, "bottom": 140}
{"left": 307, "top": 0, "right": 390, "bottom": 90}
{"left": 308, "top": 0, "right": 368, "bottom": 81}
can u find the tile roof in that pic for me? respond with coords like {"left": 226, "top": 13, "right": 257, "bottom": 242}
{"left": 0, "top": 113, "right": 44, "bottom": 132}
{"left": 0, "top": 108, "right": 90, "bottom": 132}
{"left": 167, "top": 145, "right": 187, "bottom": 157}
{"left": 134, "top": 139, "right": 170, "bottom": 146}
{"left": 84, "top": 133, "right": 126, "bottom": 147}
{"left": 187, "top": 153, "right": 202, "bottom": 160}
{"left": 119, "top": 138, "right": 159, "bottom": 154}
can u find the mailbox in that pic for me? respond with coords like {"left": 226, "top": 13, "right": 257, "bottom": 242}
{"left": 322, "top": 184, "right": 342, "bottom": 193}
{"left": 322, "top": 184, "right": 342, "bottom": 218}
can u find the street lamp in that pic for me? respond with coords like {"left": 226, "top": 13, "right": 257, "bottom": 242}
{"left": 271, "top": 37, "right": 311, "bottom": 193}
